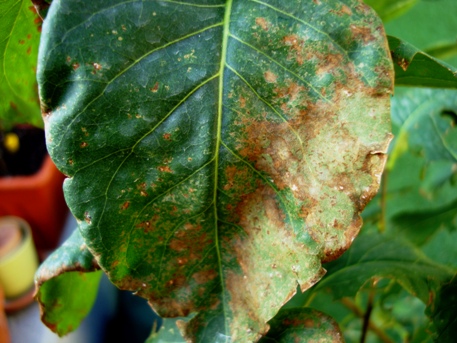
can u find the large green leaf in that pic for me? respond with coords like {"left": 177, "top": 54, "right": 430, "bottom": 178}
{"left": 38, "top": 0, "right": 393, "bottom": 341}
{"left": 35, "top": 229, "right": 101, "bottom": 336}
{"left": 387, "top": 36, "right": 457, "bottom": 88}
{"left": 0, "top": 0, "right": 42, "bottom": 129}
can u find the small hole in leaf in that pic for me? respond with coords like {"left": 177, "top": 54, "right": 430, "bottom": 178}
{"left": 441, "top": 110, "right": 457, "bottom": 126}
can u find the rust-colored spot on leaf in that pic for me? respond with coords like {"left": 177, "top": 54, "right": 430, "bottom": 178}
{"left": 80, "top": 142, "right": 88, "bottom": 148}
{"left": 396, "top": 57, "right": 410, "bottom": 71}
{"left": 92, "top": 62, "right": 102, "bottom": 74}
{"left": 192, "top": 269, "right": 217, "bottom": 284}
{"left": 140, "top": 190, "right": 148, "bottom": 197}
{"left": 150, "top": 82, "right": 159, "bottom": 92}
{"left": 84, "top": 212, "right": 91, "bottom": 224}
{"left": 158, "top": 166, "right": 173, "bottom": 173}
{"left": 283, "top": 35, "right": 305, "bottom": 65}
{"left": 316, "top": 53, "right": 344, "bottom": 75}
{"left": 239, "top": 96, "right": 246, "bottom": 108}
{"left": 255, "top": 17, "right": 269, "bottom": 31}
{"left": 350, "top": 24, "right": 374, "bottom": 43}
{"left": 163, "top": 133, "right": 171, "bottom": 140}
{"left": 340, "top": 5, "right": 352, "bottom": 16}
{"left": 120, "top": 201, "right": 130, "bottom": 210}
{"left": 72, "top": 62, "right": 80, "bottom": 70}
{"left": 264, "top": 70, "right": 277, "bottom": 83}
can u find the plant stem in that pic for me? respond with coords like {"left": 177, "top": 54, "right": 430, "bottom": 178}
{"left": 379, "top": 169, "right": 389, "bottom": 233}
{"left": 360, "top": 290, "right": 375, "bottom": 343}
{"left": 340, "top": 298, "right": 393, "bottom": 343}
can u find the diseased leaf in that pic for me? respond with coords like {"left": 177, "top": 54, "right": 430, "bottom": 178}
{"left": 258, "top": 308, "right": 344, "bottom": 343}
{"left": 0, "top": 0, "right": 42, "bottom": 129}
{"left": 388, "top": 36, "right": 457, "bottom": 88}
{"left": 38, "top": 0, "right": 393, "bottom": 341}
{"left": 307, "top": 233, "right": 454, "bottom": 303}
{"left": 426, "top": 276, "right": 457, "bottom": 342}
{"left": 35, "top": 229, "right": 101, "bottom": 336}
{"left": 147, "top": 318, "right": 187, "bottom": 343}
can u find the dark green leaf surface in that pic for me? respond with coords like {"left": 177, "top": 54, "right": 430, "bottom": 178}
{"left": 310, "top": 234, "right": 454, "bottom": 303}
{"left": 258, "top": 308, "right": 344, "bottom": 343}
{"left": 0, "top": 0, "right": 42, "bottom": 129}
{"left": 35, "top": 229, "right": 101, "bottom": 336}
{"left": 38, "top": 0, "right": 393, "bottom": 341}
{"left": 388, "top": 36, "right": 457, "bottom": 88}
{"left": 427, "top": 277, "right": 457, "bottom": 343}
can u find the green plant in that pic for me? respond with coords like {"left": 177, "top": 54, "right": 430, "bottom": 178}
{"left": 2, "top": 0, "right": 457, "bottom": 342}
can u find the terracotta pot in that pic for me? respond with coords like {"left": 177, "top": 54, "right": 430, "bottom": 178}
{"left": 0, "top": 155, "right": 68, "bottom": 253}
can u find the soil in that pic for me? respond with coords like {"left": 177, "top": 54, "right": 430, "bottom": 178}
{"left": 0, "top": 126, "right": 47, "bottom": 177}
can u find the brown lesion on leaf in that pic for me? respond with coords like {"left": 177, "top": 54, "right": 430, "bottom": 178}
{"left": 274, "top": 80, "right": 306, "bottom": 105}
{"left": 223, "top": 165, "right": 251, "bottom": 193}
{"left": 91, "top": 62, "right": 102, "bottom": 74}
{"left": 162, "top": 133, "right": 171, "bottom": 140}
{"left": 264, "top": 70, "right": 277, "bottom": 83}
{"left": 157, "top": 165, "right": 173, "bottom": 173}
{"left": 283, "top": 35, "right": 306, "bottom": 65}
{"left": 255, "top": 17, "right": 269, "bottom": 31}
{"left": 80, "top": 142, "right": 88, "bottom": 148}
{"left": 315, "top": 53, "right": 344, "bottom": 75}
{"left": 192, "top": 269, "right": 217, "bottom": 285}
{"left": 150, "top": 82, "right": 159, "bottom": 92}
{"left": 340, "top": 5, "right": 352, "bottom": 16}
{"left": 239, "top": 95, "right": 246, "bottom": 108}
{"left": 136, "top": 215, "right": 159, "bottom": 233}
{"left": 350, "top": 24, "right": 375, "bottom": 44}
{"left": 120, "top": 201, "right": 130, "bottom": 210}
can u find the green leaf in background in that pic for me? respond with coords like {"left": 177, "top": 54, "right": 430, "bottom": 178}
{"left": 37, "top": 0, "right": 393, "bottom": 340}
{"left": 384, "top": 0, "right": 457, "bottom": 68}
{"left": 426, "top": 276, "right": 457, "bottom": 342}
{"left": 386, "top": 88, "right": 457, "bottom": 242}
{"left": 0, "top": 0, "right": 42, "bottom": 129}
{"left": 258, "top": 308, "right": 344, "bottom": 343}
{"left": 35, "top": 229, "right": 101, "bottom": 336}
{"left": 363, "top": 0, "right": 418, "bottom": 22}
{"left": 388, "top": 36, "right": 457, "bottom": 88}
{"left": 306, "top": 233, "right": 454, "bottom": 303}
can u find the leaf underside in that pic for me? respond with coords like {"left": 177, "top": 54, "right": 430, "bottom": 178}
{"left": 35, "top": 229, "right": 101, "bottom": 336}
{"left": 0, "top": 0, "right": 42, "bottom": 129}
{"left": 38, "top": 0, "right": 393, "bottom": 341}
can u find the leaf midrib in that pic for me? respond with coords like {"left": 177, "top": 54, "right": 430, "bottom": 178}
{"left": 214, "top": 0, "right": 233, "bottom": 338}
